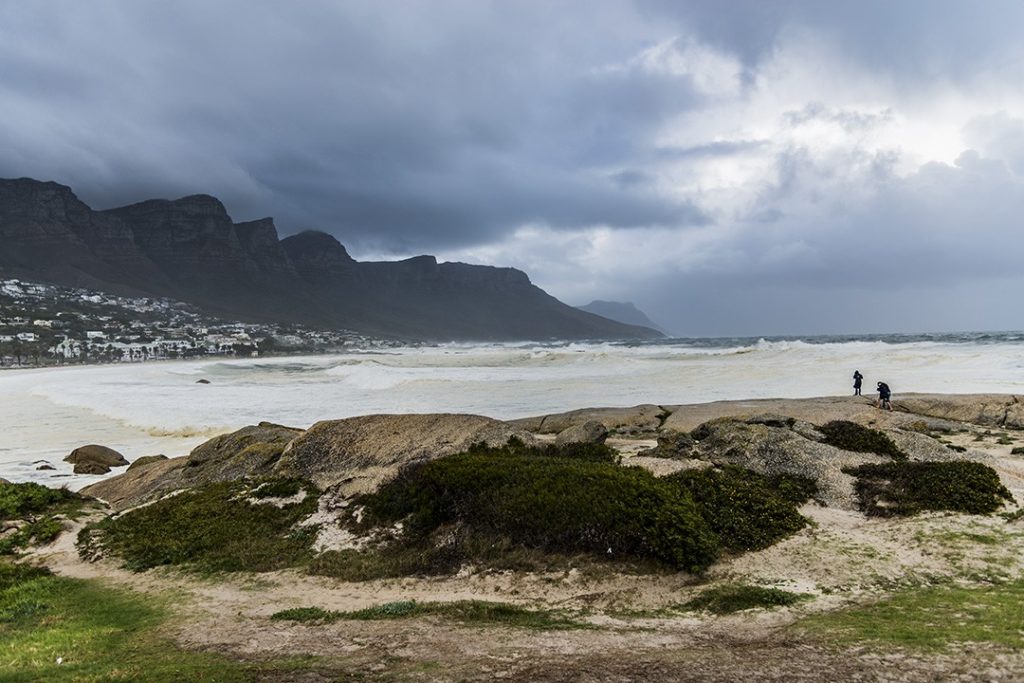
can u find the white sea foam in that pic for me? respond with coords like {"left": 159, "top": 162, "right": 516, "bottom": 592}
{"left": 1, "top": 336, "right": 1022, "bottom": 486}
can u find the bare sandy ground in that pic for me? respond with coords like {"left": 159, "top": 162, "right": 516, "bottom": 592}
{"left": 25, "top": 399, "right": 1024, "bottom": 682}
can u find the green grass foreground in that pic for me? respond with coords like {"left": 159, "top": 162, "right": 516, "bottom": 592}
{"left": 0, "top": 561, "right": 252, "bottom": 681}
{"left": 799, "top": 579, "right": 1024, "bottom": 650}
{"left": 271, "top": 599, "right": 585, "bottom": 630}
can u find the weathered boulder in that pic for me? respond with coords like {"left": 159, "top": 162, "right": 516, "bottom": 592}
{"left": 179, "top": 422, "right": 303, "bottom": 486}
{"left": 35, "top": 463, "right": 55, "bottom": 471}
{"left": 274, "top": 413, "right": 535, "bottom": 493}
{"left": 73, "top": 461, "right": 111, "bottom": 475}
{"left": 511, "top": 404, "right": 667, "bottom": 436}
{"left": 64, "top": 445, "right": 129, "bottom": 468}
{"left": 638, "top": 430, "right": 696, "bottom": 459}
{"left": 80, "top": 457, "right": 186, "bottom": 511}
{"left": 554, "top": 420, "right": 608, "bottom": 446}
{"left": 126, "top": 454, "right": 169, "bottom": 471}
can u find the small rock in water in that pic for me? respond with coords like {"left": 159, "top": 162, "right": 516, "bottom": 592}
{"left": 73, "top": 461, "right": 111, "bottom": 475}
{"left": 196, "top": 378, "right": 211, "bottom": 384}
{"left": 35, "top": 464, "right": 55, "bottom": 471}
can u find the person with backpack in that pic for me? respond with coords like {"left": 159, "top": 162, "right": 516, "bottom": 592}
{"left": 853, "top": 370, "right": 863, "bottom": 396}
{"left": 876, "top": 381, "right": 892, "bottom": 410}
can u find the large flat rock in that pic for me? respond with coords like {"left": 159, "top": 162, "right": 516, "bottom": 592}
{"left": 274, "top": 413, "right": 534, "bottom": 493}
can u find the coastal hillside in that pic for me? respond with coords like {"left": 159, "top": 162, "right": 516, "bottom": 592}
{"left": 0, "top": 178, "right": 660, "bottom": 341}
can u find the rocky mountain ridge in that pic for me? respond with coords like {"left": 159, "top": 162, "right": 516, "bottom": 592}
{"left": 0, "top": 178, "right": 660, "bottom": 341}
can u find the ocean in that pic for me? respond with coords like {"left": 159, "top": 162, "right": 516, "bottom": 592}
{"left": 2, "top": 332, "right": 1022, "bottom": 487}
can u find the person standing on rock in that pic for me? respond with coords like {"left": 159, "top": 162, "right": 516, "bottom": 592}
{"left": 876, "top": 381, "right": 893, "bottom": 410}
{"left": 853, "top": 370, "right": 863, "bottom": 396}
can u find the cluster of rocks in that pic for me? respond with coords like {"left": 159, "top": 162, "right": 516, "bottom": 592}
{"left": 78, "top": 393, "right": 1017, "bottom": 516}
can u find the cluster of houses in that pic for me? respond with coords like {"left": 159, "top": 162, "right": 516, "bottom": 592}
{"left": 0, "top": 278, "right": 385, "bottom": 367}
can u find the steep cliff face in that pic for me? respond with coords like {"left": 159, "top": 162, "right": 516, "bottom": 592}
{"left": 0, "top": 177, "right": 662, "bottom": 341}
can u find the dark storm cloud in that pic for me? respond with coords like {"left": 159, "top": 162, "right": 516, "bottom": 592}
{"left": 3, "top": 1, "right": 1024, "bottom": 334}
{"left": 0, "top": 1, "right": 710, "bottom": 252}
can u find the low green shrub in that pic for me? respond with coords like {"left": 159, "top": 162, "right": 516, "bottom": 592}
{"left": 665, "top": 466, "right": 813, "bottom": 552}
{"left": 79, "top": 479, "right": 320, "bottom": 572}
{"left": 683, "top": 583, "right": 808, "bottom": 614}
{"left": 358, "top": 451, "right": 719, "bottom": 573}
{"left": 818, "top": 421, "right": 906, "bottom": 459}
{"left": 251, "top": 478, "right": 304, "bottom": 499}
{"left": 0, "top": 483, "right": 87, "bottom": 555}
{"left": 271, "top": 600, "right": 583, "bottom": 629}
{"left": 843, "top": 461, "right": 1013, "bottom": 516}
{"left": 464, "top": 436, "right": 619, "bottom": 464}
{"left": 1011, "top": 447, "right": 1024, "bottom": 456}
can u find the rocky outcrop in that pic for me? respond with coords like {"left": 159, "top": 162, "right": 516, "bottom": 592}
{"left": 64, "top": 445, "right": 129, "bottom": 468}
{"left": 511, "top": 404, "right": 668, "bottom": 436}
{"left": 81, "top": 457, "right": 187, "bottom": 511}
{"left": 74, "top": 461, "right": 111, "bottom": 475}
{"left": 895, "top": 395, "right": 1024, "bottom": 429}
{"left": 554, "top": 420, "right": 608, "bottom": 446}
{"left": 179, "top": 422, "right": 303, "bottom": 486}
{"left": 274, "top": 414, "right": 535, "bottom": 493}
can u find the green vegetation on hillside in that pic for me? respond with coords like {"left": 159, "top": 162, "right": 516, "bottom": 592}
{"left": 0, "top": 482, "right": 89, "bottom": 555}
{"left": 818, "top": 421, "right": 906, "bottom": 459}
{"left": 843, "top": 461, "right": 1013, "bottom": 516}
{"left": 78, "top": 478, "right": 320, "bottom": 572}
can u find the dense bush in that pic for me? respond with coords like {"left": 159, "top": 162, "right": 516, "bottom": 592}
{"left": 843, "top": 461, "right": 1013, "bottom": 516}
{"left": 79, "top": 479, "right": 320, "bottom": 572}
{"left": 819, "top": 421, "right": 906, "bottom": 459}
{"left": 665, "top": 466, "right": 814, "bottom": 552}
{"left": 358, "top": 451, "right": 719, "bottom": 573}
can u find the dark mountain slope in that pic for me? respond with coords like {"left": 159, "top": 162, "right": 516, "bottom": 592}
{"left": 0, "top": 178, "right": 661, "bottom": 341}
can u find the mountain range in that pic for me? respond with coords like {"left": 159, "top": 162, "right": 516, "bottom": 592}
{"left": 0, "top": 178, "right": 660, "bottom": 340}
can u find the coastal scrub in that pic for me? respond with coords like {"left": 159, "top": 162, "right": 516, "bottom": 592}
{"left": 78, "top": 478, "right": 320, "bottom": 572}
{"left": 844, "top": 461, "right": 1013, "bottom": 516}
{"left": 0, "top": 482, "right": 88, "bottom": 555}
{"left": 356, "top": 448, "right": 719, "bottom": 573}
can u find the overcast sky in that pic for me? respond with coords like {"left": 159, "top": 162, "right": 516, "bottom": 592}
{"left": 3, "top": 1, "right": 1024, "bottom": 336}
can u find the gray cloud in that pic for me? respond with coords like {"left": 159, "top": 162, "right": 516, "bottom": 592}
{"left": 2, "top": 1, "right": 1024, "bottom": 334}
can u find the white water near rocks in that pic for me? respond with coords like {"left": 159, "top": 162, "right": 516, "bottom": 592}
{"left": 2, "top": 334, "right": 1022, "bottom": 487}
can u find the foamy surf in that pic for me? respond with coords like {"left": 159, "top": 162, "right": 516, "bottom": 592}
{"left": 1, "top": 332, "right": 1022, "bottom": 486}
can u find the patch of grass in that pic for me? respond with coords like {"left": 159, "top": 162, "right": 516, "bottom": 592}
{"left": 996, "top": 436, "right": 1014, "bottom": 445}
{"left": 1010, "top": 447, "right": 1024, "bottom": 456}
{"left": 843, "top": 461, "right": 1014, "bottom": 517}
{"left": 358, "top": 450, "right": 720, "bottom": 573}
{"left": 271, "top": 599, "right": 585, "bottom": 630}
{"left": 682, "top": 584, "right": 809, "bottom": 614}
{"left": 799, "top": 579, "right": 1024, "bottom": 650}
{"left": 0, "top": 559, "right": 251, "bottom": 681}
{"left": 818, "top": 421, "right": 906, "bottom": 459}
{"left": 78, "top": 478, "right": 320, "bottom": 573}
{"left": 665, "top": 466, "right": 813, "bottom": 552}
